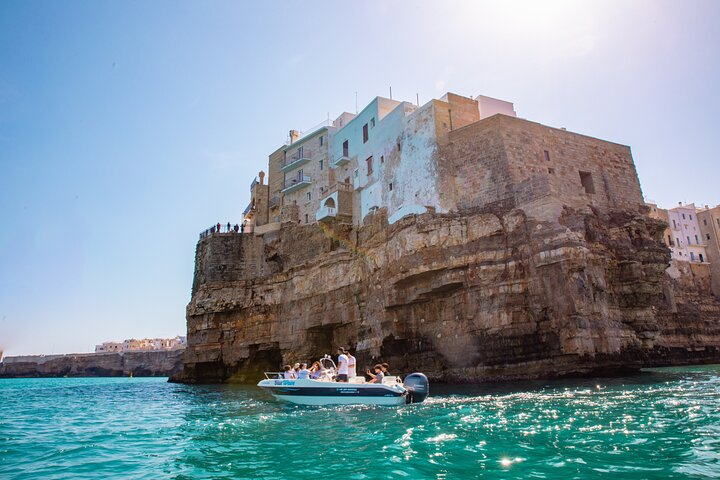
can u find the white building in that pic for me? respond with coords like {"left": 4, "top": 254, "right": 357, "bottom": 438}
{"left": 667, "top": 203, "right": 708, "bottom": 263}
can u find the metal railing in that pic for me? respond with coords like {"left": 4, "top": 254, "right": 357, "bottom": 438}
{"left": 198, "top": 222, "right": 245, "bottom": 239}
{"left": 284, "top": 175, "right": 311, "bottom": 189}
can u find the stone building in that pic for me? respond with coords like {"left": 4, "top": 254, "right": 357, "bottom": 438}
{"left": 698, "top": 205, "right": 720, "bottom": 296}
{"left": 648, "top": 202, "right": 709, "bottom": 263}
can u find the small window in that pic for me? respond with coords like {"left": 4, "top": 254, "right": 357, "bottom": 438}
{"left": 704, "top": 219, "right": 707, "bottom": 226}
{"left": 370, "top": 117, "right": 375, "bottom": 128}
{"left": 717, "top": 219, "right": 720, "bottom": 227}
{"left": 548, "top": 168, "right": 555, "bottom": 174}
{"left": 389, "top": 182, "right": 393, "bottom": 191}
{"left": 676, "top": 237, "right": 680, "bottom": 245}
{"left": 700, "top": 253, "right": 704, "bottom": 262}
{"left": 543, "top": 150, "right": 550, "bottom": 161}
{"left": 366, "top": 156, "right": 373, "bottom": 175}
{"left": 305, "top": 214, "right": 309, "bottom": 223}
{"left": 707, "top": 234, "right": 711, "bottom": 240}
{"left": 343, "top": 140, "right": 349, "bottom": 157}
{"left": 319, "top": 159, "right": 324, "bottom": 170}
{"left": 354, "top": 169, "right": 358, "bottom": 178}
{"left": 298, "top": 146, "right": 304, "bottom": 158}
{"left": 307, "top": 192, "right": 311, "bottom": 201}
{"left": 667, "top": 235, "right": 672, "bottom": 245}
{"left": 363, "top": 124, "right": 369, "bottom": 143}
{"left": 687, "top": 236, "right": 691, "bottom": 244}
{"left": 319, "top": 136, "right": 324, "bottom": 146}
{"left": 691, "top": 252, "right": 696, "bottom": 261}
{"left": 579, "top": 171, "right": 595, "bottom": 194}
{"left": 695, "top": 234, "right": 699, "bottom": 243}
{"left": 682, "top": 213, "right": 686, "bottom": 219}
{"left": 380, "top": 155, "right": 384, "bottom": 164}
{"left": 673, "top": 220, "right": 677, "bottom": 228}
{"left": 397, "top": 141, "right": 401, "bottom": 152}
{"left": 690, "top": 214, "right": 693, "bottom": 220}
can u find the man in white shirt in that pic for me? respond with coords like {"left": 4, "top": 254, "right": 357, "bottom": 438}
{"left": 336, "top": 347, "right": 349, "bottom": 382}
{"left": 346, "top": 350, "right": 357, "bottom": 380}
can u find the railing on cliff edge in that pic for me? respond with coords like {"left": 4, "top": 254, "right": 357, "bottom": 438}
{"left": 198, "top": 222, "right": 252, "bottom": 240}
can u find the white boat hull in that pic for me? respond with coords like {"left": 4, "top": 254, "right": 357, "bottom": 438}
{"left": 257, "top": 378, "right": 408, "bottom": 406}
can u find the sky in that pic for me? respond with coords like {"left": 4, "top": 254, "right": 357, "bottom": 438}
{"left": 1, "top": 0, "right": 719, "bottom": 356}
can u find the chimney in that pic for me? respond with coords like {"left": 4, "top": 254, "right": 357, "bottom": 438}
{"left": 259, "top": 171, "right": 265, "bottom": 185}
{"left": 289, "top": 130, "right": 300, "bottom": 144}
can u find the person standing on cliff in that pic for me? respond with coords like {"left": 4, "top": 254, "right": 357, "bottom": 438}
{"left": 216, "top": 222, "right": 221, "bottom": 233}
{"left": 346, "top": 350, "right": 357, "bottom": 380}
{"left": 336, "top": 348, "right": 349, "bottom": 382}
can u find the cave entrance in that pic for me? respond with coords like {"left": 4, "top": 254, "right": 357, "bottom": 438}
{"left": 306, "top": 324, "right": 337, "bottom": 360}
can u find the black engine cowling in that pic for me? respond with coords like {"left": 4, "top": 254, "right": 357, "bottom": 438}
{"left": 404, "top": 373, "right": 429, "bottom": 404}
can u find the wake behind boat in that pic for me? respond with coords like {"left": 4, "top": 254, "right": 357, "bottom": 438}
{"left": 257, "top": 356, "right": 429, "bottom": 406}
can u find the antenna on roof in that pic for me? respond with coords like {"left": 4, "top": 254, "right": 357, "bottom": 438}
{"left": 389, "top": 86, "right": 393, "bottom": 100}
{"left": 416, "top": 93, "right": 419, "bottom": 106}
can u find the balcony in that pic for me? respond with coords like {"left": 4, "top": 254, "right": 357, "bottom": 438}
{"left": 316, "top": 205, "right": 337, "bottom": 222}
{"left": 320, "top": 181, "right": 352, "bottom": 201}
{"left": 333, "top": 155, "right": 351, "bottom": 167}
{"left": 269, "top": 195, "right": 280, "bottom": 209}
{"left": 281, "top": 153, "right": 311, "bottom": 173}
{"left": 282, "top": 175, "right": 311, "bottom": 194}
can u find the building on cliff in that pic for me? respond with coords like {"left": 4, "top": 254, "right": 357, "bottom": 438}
{"left": 95, "top": 336, "right": 186, "bottom": 353}
{"left": 240, "top": 92, "right": 644, "bottom": 233}
{"left": 170, "top": 90, "right": 720, "bottom": 385}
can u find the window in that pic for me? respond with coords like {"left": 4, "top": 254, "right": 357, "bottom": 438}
{"left": 579, "top": 171, "right": 595, "bottom": 194}
{"left": 667, "top": 235, "right": 672, "bottom": 245}
{"left": 700, "top": 253, "right": 704, "bottom": 262}
{"left": 673, "top": 220, "right": 677, "bottom": 228}
{"left": 695, "top": 234, "right": 699, "bottom": 243}
{"left": 690, "top": 214, "right": 693, "bottom": 220}
{"left": 363, "top": 124, "right": 369, "bottom": 143}
{"left": 704, "top": 219, "right": 707, "bottom": 226}
{"left": 307, "top": 192, "right": 311, "bottom": 201}
{"left": 319, "top": 136, "right": 324, "bottom": 146}
{"left": 366, "top": 156, "right": 373, "bottom": 175}
{"left": 389, "top": 182, "right": 393, "bottom": 191}
{"left": 319, "top": 159, "right": 324, "bottom": 170}
{"left": 380, "top": 155, "right": 384, "bottom": 164}
{"left": 676, "top": 237, "right": 680, "bottom": 246}
{"left": 370, "top": 117, "right": 375, "bottom": 128}
{"left": 691, "top": 252, "right": 696, "bottom": 261}
{"left": 707, "top": 234, "right": 711, "bottom": 240}
{"left": 397, "top": 141, "right": 401, "bottom": 152}
{"left": 305, "top": 214, "right": 309, "bottom": 223}
{"left": 687, "top": 236, "right": 691, "bottom": 244}
{"left": 682, "top": 213, "right": 686, "bottom": 219}
{"left": 343, "top": 140, "right": 349, "bottom": 157}
{"left": 717, "top": 218, "right": 720, "bottom": 227}
{"left": 543, "top": 150, "right": 550, "bottom": 161}
{"left": 548, "top": 168, "right": 555, "bottom": 174}
{"left": 297, "top": 168, "right": 304, "bottom": 180}
{"left": 298, "top": 146, "right": 304, "bottom": 158}
{"left": 354, "top": 169, "right": 358, "bottom": 178}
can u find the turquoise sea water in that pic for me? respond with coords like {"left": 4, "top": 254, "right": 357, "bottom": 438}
{"left": 1, "top": 366, "right": 719, "bottom": 479}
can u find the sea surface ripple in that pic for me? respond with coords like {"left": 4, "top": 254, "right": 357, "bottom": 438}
{"left": 1, "top": 365, "right": 719, "bottom": 479}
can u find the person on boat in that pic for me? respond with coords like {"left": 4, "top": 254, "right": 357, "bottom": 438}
{"left": 283, "top": 365, "right": 295, "bottom": 379}
{"left": 309, "top": 361, "right": 323, "bottom": 379}
{"left": 381, "top": 363, "right": 390, "bottom": 375}
{"left": 297, "top": 363, "right": 310, "bottom": 379}
{"left": 336, "top": 347, "right": 349, "bottom": 382}
{"left": 346, "top": 350, "right": 357, "bottom": 380}
{"left": 367, "top": 364, "right": 384, "bottom": 384}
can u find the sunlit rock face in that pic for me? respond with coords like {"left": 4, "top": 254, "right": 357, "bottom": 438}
{"left": 171, "top": 207, "right": 720, "bottom": 384}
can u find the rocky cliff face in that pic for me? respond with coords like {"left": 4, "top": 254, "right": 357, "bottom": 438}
{"left": 0, "top": 350, "right": 184, "bottom": 378}
{"left": 172, "top": 208, "right": 720, "bottom": 384}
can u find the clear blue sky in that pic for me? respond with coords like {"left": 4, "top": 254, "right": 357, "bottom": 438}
{"left": 1, "top": 1, "right": 719, "bottom": 355}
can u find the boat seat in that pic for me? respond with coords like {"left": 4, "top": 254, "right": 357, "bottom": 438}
{"left": 349, "top": 376, "right": 366, "bottom": 384}
{"left": 382, "top": 376, "right": 398, "bottom": 385}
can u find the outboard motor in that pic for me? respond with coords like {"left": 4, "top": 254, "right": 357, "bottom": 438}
{"left": 404, "top": 373, "right": 429, "bottom": 404}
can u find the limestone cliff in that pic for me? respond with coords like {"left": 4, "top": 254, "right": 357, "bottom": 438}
{"left": 0, "top": 349, "right": 184, "bottom": 378}
{"left": 171, "top": 208, "right": 720, "bottom": 384}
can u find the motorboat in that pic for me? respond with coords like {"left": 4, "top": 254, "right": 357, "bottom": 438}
{"left": 257, "top": 356, "right": 429, "bottom": 406}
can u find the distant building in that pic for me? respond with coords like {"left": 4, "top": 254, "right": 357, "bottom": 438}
{"left": 95, "top": 336, "right": 186, "bottom": 353}
{"left": 648, "top": 202, "right": 708, "bottom": 263}
{"left": 697, "top": 205, "right": 720, "bottom": 296}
